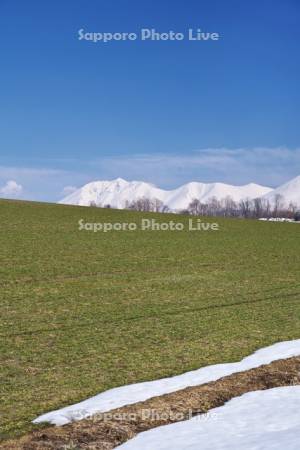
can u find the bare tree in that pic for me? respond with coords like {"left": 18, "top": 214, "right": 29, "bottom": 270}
{"left": 273, "top": 194, "right": 285, "bottom": 217}
{"left": 188, "top": 199, "right": 201, "bottom": 215}
{"left": 126, "top": 197, "right": 168, "bottom": 213}
{"left": 222, "top": 196, "right": 238, "bottom": 217}
{"left": 253, "top": 198, "right": 263, "bottom": 218}
{"left": 239, "top": 198, "right": 252, "bottom": 218}
{"left": 207, "top": 197, "right": 221, "bottom": 216}
{"left": 152, "top": 198, "right": 168, "bottom": 213}
{"left": 287, "top": 202, "right": 297, "bottom": 218}
{"left": 261, "top": 198, "right": 271, "bottom": 218}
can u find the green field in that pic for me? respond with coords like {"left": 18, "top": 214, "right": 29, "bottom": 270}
{"left": 1, "top": 199, "right": 300, "bottom": 440}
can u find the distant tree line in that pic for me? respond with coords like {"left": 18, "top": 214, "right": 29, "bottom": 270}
{"left": 182, "top": 194, "right": 299, "bottom": 220}
{"left": 125, "top": 197, "right": 170, "bottom": 213}
{"left": 89, "top": 197, "right": 170, "bottom": 213}
{"left": 90, "top": 194, "right": 300, "bottom": 220}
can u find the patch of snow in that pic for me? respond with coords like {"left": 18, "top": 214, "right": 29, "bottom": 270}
{"left": 259, "top": 218, "right": 296, "bottom": 222}
{"left": 33, "top": 339, "right": 300, "bottom": 426}
{"left": 118, "top": 386, "right": 300, "bottom": 450}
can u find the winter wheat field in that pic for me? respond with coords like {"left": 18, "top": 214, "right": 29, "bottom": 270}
{"left": 1, "top": 198, "right": 300, "bottom": 447}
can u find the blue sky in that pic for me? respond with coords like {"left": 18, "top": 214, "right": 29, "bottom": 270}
{"left": 0, "top": 0, "right": 299, "bottom": 201}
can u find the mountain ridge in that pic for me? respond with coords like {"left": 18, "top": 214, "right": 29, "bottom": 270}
{"left": 59, "top": 178, "right": 274, "bottom": 211}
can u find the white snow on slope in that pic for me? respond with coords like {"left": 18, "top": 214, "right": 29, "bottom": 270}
{"left": 59, "top": 178, "right": 272, "bottom": 211}
{"left": 263, "top": 175, "right": 300, "bottom": 207}
{"left": 118, "top": 386, "right": 300, "bottom": 450}
{"left": 33, "top": 339, "right": 300, "bottom": 426}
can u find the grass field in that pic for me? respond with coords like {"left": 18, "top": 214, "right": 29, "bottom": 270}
{"left": 1, "top": 199, "right": 300, "bottom": 440}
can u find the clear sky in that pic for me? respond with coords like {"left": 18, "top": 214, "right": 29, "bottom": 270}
{"left": 0, "top": 0, "right": 299, "bottom": 201}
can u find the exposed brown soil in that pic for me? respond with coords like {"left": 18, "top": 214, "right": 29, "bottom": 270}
{"left": 2, "top": 356, "right": 300, "bottom": 450}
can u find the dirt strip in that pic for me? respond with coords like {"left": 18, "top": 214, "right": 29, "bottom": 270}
{"left": 2, "top": 356, "right": 300, "bottom": 450}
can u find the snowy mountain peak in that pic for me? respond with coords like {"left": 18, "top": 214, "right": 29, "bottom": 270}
{"left": 263, "top": 175, "right": 300, "bottom": 206}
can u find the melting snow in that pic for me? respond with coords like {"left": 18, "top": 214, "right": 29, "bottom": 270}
{"left": 118, "top": 386, "right": 300, "bottom": 450}
{"left": 33, "top": 339, "right": 300, "bottom": 426}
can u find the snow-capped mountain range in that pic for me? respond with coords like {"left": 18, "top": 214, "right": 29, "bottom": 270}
{"left": 60, "top": 176, "right": 300, "bottom": 210}
{"left": 60, "top": 177, "right": 287, "bottom": 211}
